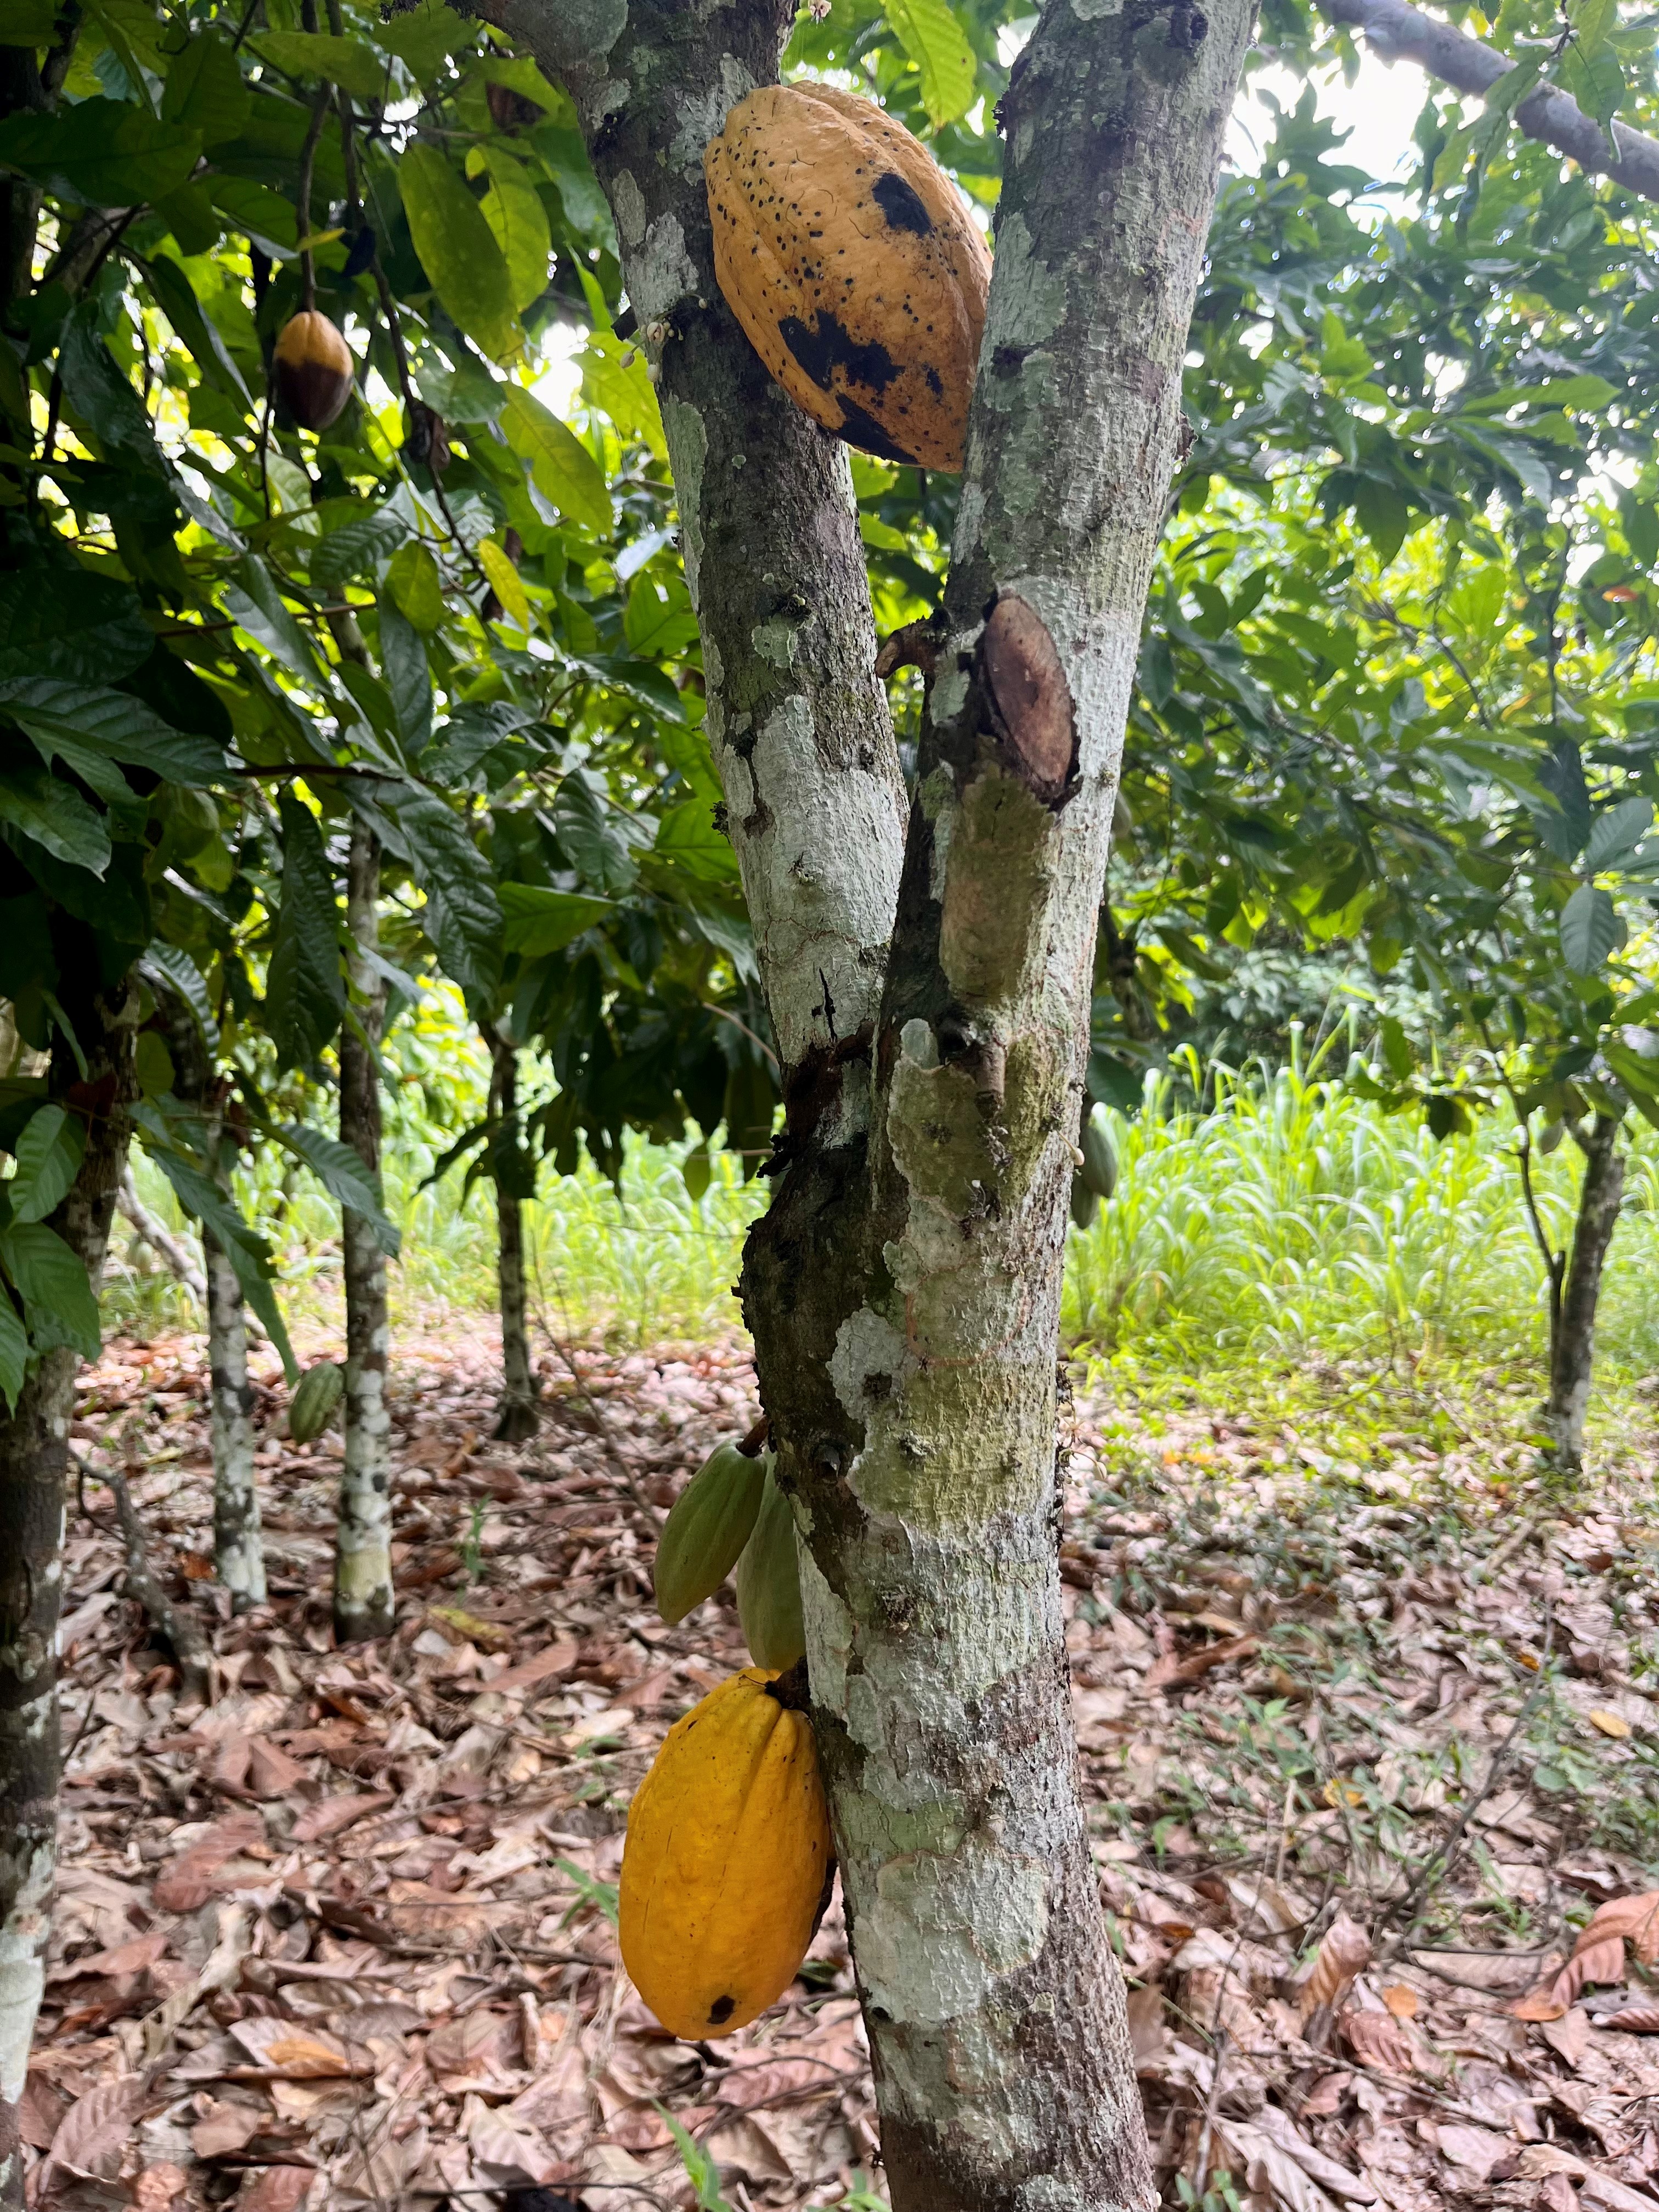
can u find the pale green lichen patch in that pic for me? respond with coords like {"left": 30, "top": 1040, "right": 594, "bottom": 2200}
{"left": 1002, "top": 1030, "right": 1068, "bottom": 1197}
{"left": 659, "top": 397, "right": 707, "bottom": 598}
{"left": 751, "top": 614, "right": 797, "bottom": 672}
{"left": 939, "top": 771, "right": 1056, "bottom": 1006}
{"left": 853, "top": 1835, "right": 1050, "bottom": 2025}
{"left": 856, "top": 1355, "right": 1054, "bottom": 1527}
{"left": 983, "top": 212, "right": 1068, "bottom": 351}
{"left": 887, "top": 1048, "right": 999, "bottom": 1220}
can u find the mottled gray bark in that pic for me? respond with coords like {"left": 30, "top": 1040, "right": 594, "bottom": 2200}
{"left": 488, "top": 1033, "right": 539, "bottom": 1443}
{"left": 1544, "top": 1111, "right": 1624, "bottom": 1471}
{"left": 493, "top": 0, "right": 905, "bottom": 1105}
{"left": 160, "top": 994, "right": 263, "bottom": 1610}
{"left": 0, "top": 973, "right": 133, "bottom": 2211}
{"left": 529, "top": 0, "right": 1251, "bottom": 2200}
{"left": 335, "top": 821, "right": 393, "bottom": 1644}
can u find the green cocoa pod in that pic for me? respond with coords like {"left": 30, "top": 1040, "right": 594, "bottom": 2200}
{"left": 1070, "top": 1174, "right": 1099, "bottom": 1230}
{"left": 1080, "top": 1111, "right": 1117, "bottom": 1201}
{"left": 736, "top": 1462, "right": 806, "bottom": 1671}
{"left": 289, "top": 1360, "right": 345, "bottom": 1443}
{"left": 653, "top": 1440, "right": 767, "bottom": 1625}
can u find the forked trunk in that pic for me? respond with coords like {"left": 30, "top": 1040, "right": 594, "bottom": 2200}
{"left": 0, "top": 975, "right": 134, "bottom": 2210}
{"left": 489, "top": 1032, "right": 539, "bottom": 1443}
{"left": 334, "top": 821, "right": 393, "bottom": 1643}
{"left": 1544, "top": 1111, "right": 1624, "bottom": 1471}
{"left": 527, "top": 0, "right": 1250, "bottom": 2196}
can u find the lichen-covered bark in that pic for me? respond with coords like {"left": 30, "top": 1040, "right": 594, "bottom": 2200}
{"left": 755, "top": 1, "right": 1254, "bottom": 2200}
{"left": 335, "top": 822, "right": 393, "bottom": 1644}
{"left": 488, "top": 1032, "right": 539, "bottom": 1443}
{"left": 495, "top": 0, "right": 905, "bottom": 1116}
{"left": 1545, "top": 1112, "right": 1624, "bottom": 1470}
{"left": 161, "top": 992, "right": 263, "bottom": 1611}
{"left": 529, "top": 0, "right": 1251, "bottom": 2200}
{"left": 0, "top": 973, "right": 133, "bottom": 2211}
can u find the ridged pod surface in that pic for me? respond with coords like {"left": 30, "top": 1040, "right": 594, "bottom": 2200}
{"left": 652, "top": 1441, "right": 767, "bottom": 1624}
{"left": 289, "top": 1360, "right": 344, "bottom": 1444}
{"left": 619, "top": 1668, "right": 831, "bottom": 2038}
{"left": 704, "top": 83, "right": 991, "bottom": 471}
{"left": 735, "top": 1465, "right": 806, "bottom": 1671}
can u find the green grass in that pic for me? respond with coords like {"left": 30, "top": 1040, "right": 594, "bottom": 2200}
{"left": 104, "top": 1048, "right": 1659, "bottom": 1449}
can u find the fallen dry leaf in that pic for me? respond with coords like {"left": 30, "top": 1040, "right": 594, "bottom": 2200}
{"left": 1578, "top": 1889, "right": 1659, "bottom": 1966}
{"left": 1381, "top": 1983, "right": 1418, "bottom": 2018}
{"left": 129, "top": 2162, "right": 188, "bottom": 2209}
{"left": 1541, "top": 2007, "right": 1594, "bottom": 2068}
{"left": 1538, "top": 2174, "right": 1580, "bottom": 2212}
{"left": 1300, "top": 1911, "right": 1372, "bottom": 2018}
{"left": 46, "top": 2075, "right": 150, "bottom": 2181}
{"left": 1553, "top": 1935, "right": 1627, "bottom": 2011}
{"left": 1435, "top": 2123, "right": 1510, "bottom": 2185}
{"left": 289, "top": 1790, "right": 394, "bottom": 1843}
{"left": 152, "top": 1812, "right": 264, "bottom": 1912}
{"left": 228, "top": 2019, "right": 370, "bottom": 2080}
{"left": 1344, "top": 2009, "right": 1417, "bottom": 2075}
{"left": 1587, "top": 1709, "right": 1632, "bottom": 1739}
{"left": 235, "top": 2168, "right": 315, "bottom": 2211}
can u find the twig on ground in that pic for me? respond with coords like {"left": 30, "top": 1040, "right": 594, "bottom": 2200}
{"left": 83, "top": 1454, "right": 215, "bottom": 1705}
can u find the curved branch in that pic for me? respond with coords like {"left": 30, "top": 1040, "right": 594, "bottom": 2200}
{"left": 1324, "top": 0, "right": 1659, "bottom": 204}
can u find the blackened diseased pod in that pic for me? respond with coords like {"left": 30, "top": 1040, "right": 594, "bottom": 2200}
{"left": 273, "top": 309, "right": 354, "bottom": 432}
{"left": 705, "top": 84, "right": 991, "bottom": 470}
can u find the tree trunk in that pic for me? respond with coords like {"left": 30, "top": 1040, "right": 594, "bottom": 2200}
{"left": 528, "top": 0, "right": 1250, "bottom": 2198}
{"left": 204, "top": 1216, "right": 263, "bottom": 1610}
{"left": 334, "top": 821, "right": 392, "bottom": 1643}
{"left": 160, "top": 992, "right": 264, "bottom": 1610}
{"left": 1544, "top": 1111, "right": 1624, "bottom": 1471}
{"left": 0, "top": 974, "right": 134, "bottom": 2210}
{"left": 489, "top": 1032, "right": 539, "bottom": 1443}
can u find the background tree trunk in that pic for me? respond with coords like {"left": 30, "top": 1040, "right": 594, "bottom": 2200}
{"left": 160, "top": 991, "right": 263, "bottom": 1610}
{"left": 488, "top": 1032, "right": 539, "bottom": 1443}
{"left": 334, "top": 822, "right": 393, "bottom": 1643}
{"left": 1544, "top": 1111, "right": 1624, "bottom": 1470}
{"left": 0, "top": 973, "right": 134, "bottom": 2211}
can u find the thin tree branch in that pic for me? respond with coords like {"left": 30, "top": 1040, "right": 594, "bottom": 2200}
{"left": 1323, "top": 0, "right": 1659, "bottom": 205}
{"left": 92, "top": 1458, "right": 215, "bottom": 1705}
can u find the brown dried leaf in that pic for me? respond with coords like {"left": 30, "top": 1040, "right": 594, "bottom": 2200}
{"left": 1381, "top": 1983, "right": 1418, "bottom": 2018}
{"left": 131, "top": 2163, "right": 188, "bottom": 2210}
{"left": 1553, "top": 1935, "right": 1627, "bottom": 2011}
{"left": 1436, "top": 2124, "right": 1510, "bottom": 2184}
{"left": 228, "top": 2019, "right": 370, "bottom": 2079}
{"left": 1586, "top": 1710, "right": 1631, "bottom": 1739}
{"left": 236, "top": 2169, "right": 315, "bottom": 2211}
{"left": 16, "top": 2071, "right": 69, "bottom": 2150}
{"left": 48, "top": 1932, "right": 169, "bottom": 1984}
{"left": 246, "top": 1737, "right": 311, "bottom": 1798}
{"left": 1579, "top": 1890, "right": 1659, "bottom": 1966}
{"left": 1344, "top": 2009, "right": 1418, "bottom": 2075}
{"left": 47, "top": 2074, "right": 150, "bottom": 2180}
{"left": 486, "top": 1638, "right": 579, "bottom": 1698}
{"left": 1541, "top": 2008, "right": 1593, "bottom": 2069}
{"left": 1125, "top": 1983, "right": 1168, "bottom": 2072}
{"left": 1538, "top": 2177, "right": 1581, "bottom": 2212}
{"left": 1300, "top": 1911, "right": 1372, "bottom": 2018}
{"left": 1600, "top": 2003, "right": 1659, "bottom": 2033}
{"left": 153, "top": 1812, "right": 264, "bottom": 1911}
{"left": 289, "top": 1790, "right": 394, "bottom": 1843}
{"left": 191, "top": 2101, "right": 270, "bottom": 2159}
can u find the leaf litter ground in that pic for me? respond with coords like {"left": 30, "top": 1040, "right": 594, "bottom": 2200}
{"left": 29, "top": 1326, "right": 1659, "bottom": 2212}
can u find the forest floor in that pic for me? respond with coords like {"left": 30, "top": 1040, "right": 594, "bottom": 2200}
{"left": 24, "top": 1325, "right": 1659, "bottom": 2212}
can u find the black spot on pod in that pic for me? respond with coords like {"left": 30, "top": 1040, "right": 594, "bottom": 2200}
{"left": 872, "top": 169, "right": 933, "bottom": 235}
{"left": 777, "top": 311, "right": 902, "bottom": 396}
{"left": 708, "top": 1994, "right": 737, "bottom": 2024}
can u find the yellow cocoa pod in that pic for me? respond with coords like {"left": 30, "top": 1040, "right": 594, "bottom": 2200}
{"left": 704, "top": 83, "right": 991, "bottom": 472}
{"left": 735, "top": 1463, "right": 806, "bottom": 1672}
{"left": 620, "top": 1667, "right": 831, "bottom": 2039}
{"left": 274, "top": 309, "right": 354, "bottom": 432}
{"left": 653, "top": 1440, "right": 767, "bottom": 1625}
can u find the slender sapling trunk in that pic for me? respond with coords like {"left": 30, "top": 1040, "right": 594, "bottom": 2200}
{"left": 1544, "top": 1110, "right": 1624, "bottom": 1470}
{"left": 489, "top": 1031, "right": 539, "bottom": 1443}
{"left": 334, "top": 821, "right": 393, "bottom": 1643}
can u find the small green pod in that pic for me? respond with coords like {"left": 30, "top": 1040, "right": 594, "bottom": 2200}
{"left": 736, "top": 1463, "right": 806, "bottom": 1671}
{"left": 1070, "top": 1175, "right": 1099, "bottom": 1231}
{"left": 1080, "top": 1111, "right": 1117, "bottom": 1201}
{"left": 289, "top": 1360, "right": 345, "bottom": 1443}
{"left": 653, "top": 1440, "right": 768, "bottom": 1625}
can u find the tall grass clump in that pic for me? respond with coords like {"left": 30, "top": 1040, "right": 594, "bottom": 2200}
{"left": 1064, "top": 1046, "right": 1659, "bottom": 1383}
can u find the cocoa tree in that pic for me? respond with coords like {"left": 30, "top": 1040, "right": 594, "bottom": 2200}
{"left": 518, "top": 0, "right": 1252, "bottom": 2197}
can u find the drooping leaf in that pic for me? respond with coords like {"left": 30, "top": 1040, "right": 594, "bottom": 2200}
{"left": 310, "top": 505, "right": 410, "bottom": 592}
{"left": 1560, "top": 883, "right": 1619, "bottom": 974}
{"left": 499, "top": 883, "right": 612, "bottom": 956}
{"left": 881, "top": 0, "right": 978, "bottom": 126}
{"left": 0, "top": 679, "right": 229, "bottom": 786}
{"left": 499, "top": 385, "right": 610, "bottom": 533}
{"left": 0, "top": 96, "right": 200, "bottom": 204}
{"left": 375, "top": 596, "right": 432, "bottom": 755}
{"left": 266, "top": 792, "right": 344, "bottom": 1071}
{"left": 0, "top": 1220, "right": 101, "bottom": 1358}
{"left": 252, "top": 30, "right": 390, "bottom": 101}
{"left": 475, "top": 144, "right": 552, "bottom": 314}
{"left": 159, "top": 29, "right": 251, "bottom": 145}
{"left": 398, "top": 141, "right": 521, "bottom": 362}
{"left": 57, "top": 300, "right": 170, "bottom": 475}
{"left": 0, "top": 570, "right": 151, "bottom": 690}
{"left": 144, "top": 1140, "right": 297, "bottom": 1380}
{"left": 478, "top": 537, "right": 531, "bottom": 633}
{"left": 0, "top": 756, "right": 110, "bottom": 874}
{"left": 8, "top": 1103, "right": 84, "bottom": 1224}
{"left": 275, "top": 1122, "right": 400, "bottom": 1255}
